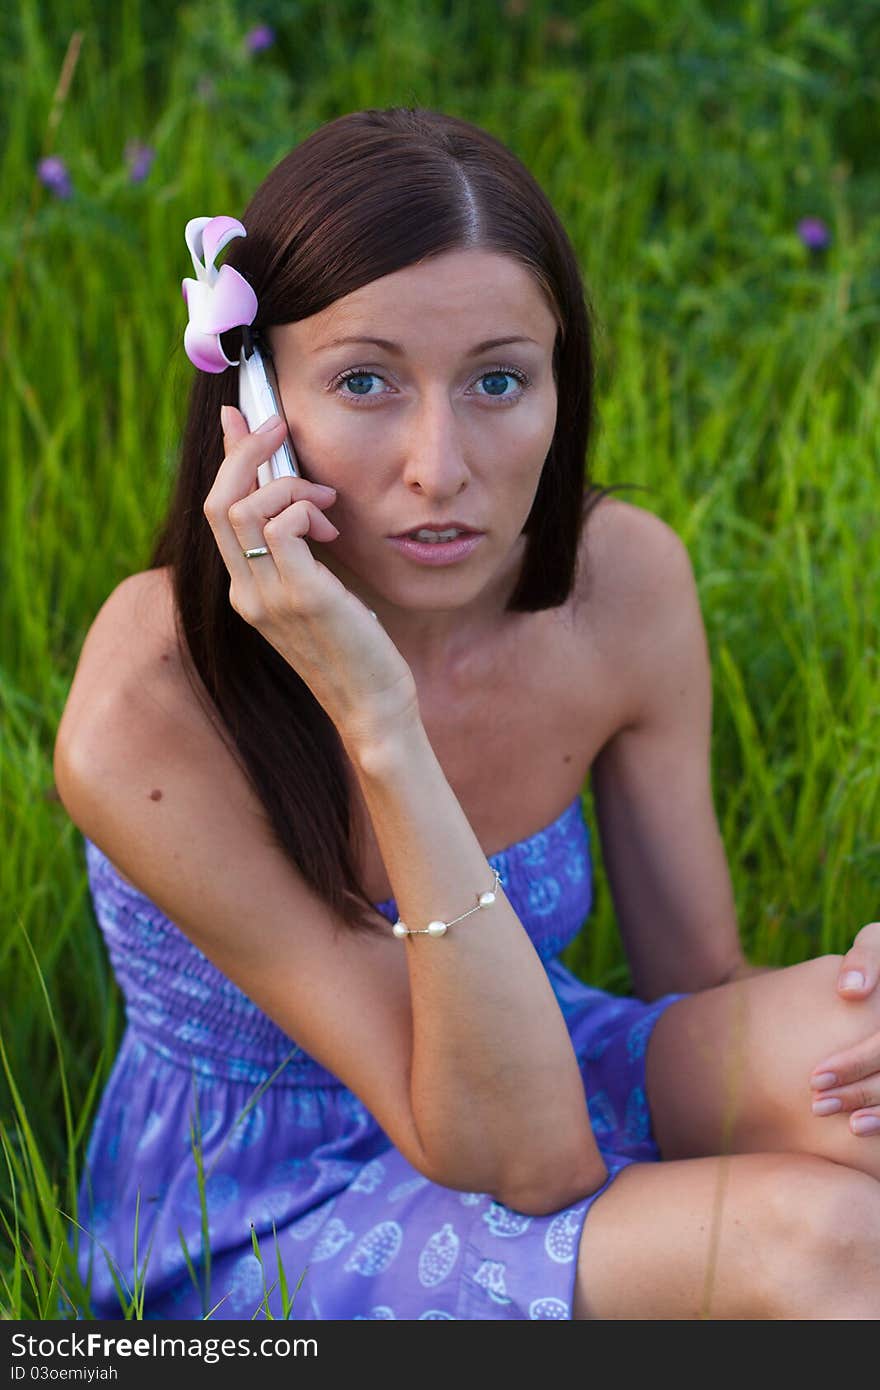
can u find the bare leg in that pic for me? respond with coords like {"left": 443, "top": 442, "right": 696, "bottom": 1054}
{"left": 573, "top": 1152, "right": 880, "bottom": 1319}
{"left": 645, "top": 955, "right": 880, "bottom": 1175}
{"left": 572, "top": 955, "right": 880, "bottom": 1318}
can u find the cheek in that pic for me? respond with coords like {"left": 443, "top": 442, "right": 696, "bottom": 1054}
{"left": 534, "top": 384, "right": 558, "bottom": 447}
{"left": 510, "top": 401, "right": 556, "bottom": 475}
{"left": 286, "top": 412, "right": 366, "bottom": 488}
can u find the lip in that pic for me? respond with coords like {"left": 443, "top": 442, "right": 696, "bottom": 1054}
{"left": 386, "top": 534, "right": 485, "bottom": 566}
{"left": 389, "top": 522, "right": 485, "bottom": 538}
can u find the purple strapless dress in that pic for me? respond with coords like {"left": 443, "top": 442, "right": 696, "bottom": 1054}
{"left": 76, "top": 794, "right": 683, "bottom": 1320}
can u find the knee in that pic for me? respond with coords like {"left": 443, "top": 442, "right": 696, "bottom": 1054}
{"left": 730, "top": 954, "right": 880, "bottom": 1153}
{"left": 774, "top": 953, "right": 844, "bottom": 1004}
{"left": 756, "top": 1156, "right": 880, "bottom": 1318}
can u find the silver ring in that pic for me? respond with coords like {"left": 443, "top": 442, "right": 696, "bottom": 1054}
{"left": 242, "top": 546, "right": 271, "bottom": 559}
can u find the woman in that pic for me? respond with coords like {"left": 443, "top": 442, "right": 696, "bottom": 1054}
{"left": 55, "top": 107, "right": 880, "bottom": 1320}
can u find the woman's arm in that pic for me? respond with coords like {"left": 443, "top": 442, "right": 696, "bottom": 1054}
{"left": 345, "top": 711, "right": 606, "bottom": 1216}
{"left": 207, "top": 407, "right": 604, "bottom": 1212}
{"left": 589, "top": 510, "right": 749, "bottom": 1000}
{"left": 56, "top": 570, "right": 604, "bottom": 1219}
{"left": 588, "top": 508, "right": 880, "bottom": 1132}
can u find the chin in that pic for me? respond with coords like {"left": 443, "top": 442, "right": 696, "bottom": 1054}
{"left": 320, "top": 530, "right": 503, "bottom": 602}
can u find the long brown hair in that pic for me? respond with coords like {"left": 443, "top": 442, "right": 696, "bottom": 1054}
{"left": 151, "top": 105, "right": 620, "bottom": 934}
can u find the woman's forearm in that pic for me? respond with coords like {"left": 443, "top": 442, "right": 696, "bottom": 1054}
{"left": 344, "top": 712, "right": 605, "bottom": 1213}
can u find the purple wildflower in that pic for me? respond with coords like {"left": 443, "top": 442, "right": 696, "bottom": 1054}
{"left": 245, "top": 24, "right": 275, "bottom": 52}
{"left": 125, "top": 140, "right": 155, "bottom": 184}
{"left": 37, "top": 155, "right": 72, "bottom": 199}
{"left": 797, "top": 217, "right": 830, "bottom": 251}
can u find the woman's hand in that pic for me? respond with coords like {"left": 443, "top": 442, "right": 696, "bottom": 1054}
{"left": 203, "top": 406, "right": 420, "bottom": 753}
{"left": 810, "top": 920, "right": 880, "bottom": 1137}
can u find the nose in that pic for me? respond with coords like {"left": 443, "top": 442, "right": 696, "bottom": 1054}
{"left": 400, "top": 390, "right": 470, "bottom": 497}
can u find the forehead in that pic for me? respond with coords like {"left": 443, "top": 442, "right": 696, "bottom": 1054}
{"left": 278, "top": 248, "right": 559, "bottom": 354}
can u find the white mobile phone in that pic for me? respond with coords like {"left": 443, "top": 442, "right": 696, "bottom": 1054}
{"left": 238, "top": 337, "right": 299, "bottom": 488}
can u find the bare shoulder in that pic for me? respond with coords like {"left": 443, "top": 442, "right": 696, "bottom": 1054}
{"left": 56, "top": 567, "right": 200, "bottom": 751}
{"left": 100, "top": 565, "right": 184, "bottom": 685}
{"left": 575, "top": 495, "right": 701, "bottom": 725}
{"left": 578, "top": 495, "right": 693, "bottom": 616}
{"left": 53, "top": 566, "right": 214, "bottom": 823}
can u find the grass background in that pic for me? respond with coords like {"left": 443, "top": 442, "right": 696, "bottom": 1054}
{"left": 1, "top": 0, "right": 878, "bottom": 1318}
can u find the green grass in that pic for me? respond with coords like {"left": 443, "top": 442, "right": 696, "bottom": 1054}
{"left": 1, "top": 0, "right": 878, "bottom": 1318}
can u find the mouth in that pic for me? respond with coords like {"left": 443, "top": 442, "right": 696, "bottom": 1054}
{"left": 386, "top": 532, "right": 486, "bottom": 566}
{"left": 389, "top": 524, "right": 485, "bottom": 541}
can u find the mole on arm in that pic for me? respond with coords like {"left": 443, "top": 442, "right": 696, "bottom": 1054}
{"left": 149, "top": 789, "right": 163, "bottom": 801}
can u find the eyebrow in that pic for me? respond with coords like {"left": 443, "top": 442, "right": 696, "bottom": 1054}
{"left": 312, "top": 334, "right": 540, "bottom": 356}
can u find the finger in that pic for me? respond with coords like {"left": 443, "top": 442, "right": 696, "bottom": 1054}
{"left": 257, "top": 497, "right": 343, "bottom": 614}
{"left": 850, "top": 1107, "right": 880, "bottom": 1137}
{"left": 220, "top": 404, "right": 276, "bottom": 488}
{"left": 205, "top": 412, "right": 335, "bottom": 588}
{"left": 810, "top": 1077, "right": 880, "bottom": 1116}
{"left": 220, "top": 402, "right": 250, "bottom": 445}
{"left": 252, "top": 501, "right": 340, "bottom": 572}
{"left": 205, "top": 412, "right": 287, "bottom": 582}
{"left": 810, "top": 1029, "right": 880, "bottom": 1089}
{"left": 837, "top": 921, "right": 880, "bottom": 997}
{"left": 226, "top": 472, "right": 336, "bottom": 542}
{"left": 229, "top": 474, "right": 338, "bottom": 555}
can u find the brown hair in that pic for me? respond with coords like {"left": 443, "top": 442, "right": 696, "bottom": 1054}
{"left": 150, "top": 105, "right": 620, "bottom": 934}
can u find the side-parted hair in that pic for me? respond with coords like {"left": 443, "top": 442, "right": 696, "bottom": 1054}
{"left": 150, "top": 106, "right": 622, "bottom": 934}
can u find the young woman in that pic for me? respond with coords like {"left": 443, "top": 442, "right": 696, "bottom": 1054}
{"left": 55, "top": 107, "right": 880, "bottom": 1321}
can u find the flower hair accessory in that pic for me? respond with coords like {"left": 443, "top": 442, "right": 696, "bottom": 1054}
{"left": 181, "top": 215, "right": 258, "bottom": 373}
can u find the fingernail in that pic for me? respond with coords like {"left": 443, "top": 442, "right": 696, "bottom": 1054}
{"left": 220, "top": 405, "right": 232, "bottom": 432}
{"left": 812, "top": 1097, "right": 842, "bottom": 1116}
{"left": 810, "top": 1071, "right": 838, "bottom": 1090}
{"left": 851, "top": 1115, "right": 880, "bottom": 1136}
{"left": 839, "top": 971, "right": 866, "bottom": 991}
{"left": 256, "top": 414, "right": 281, "bottom": 433}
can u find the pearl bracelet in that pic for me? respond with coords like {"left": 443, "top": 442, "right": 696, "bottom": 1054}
{"left": 391, "top": 867, "right": 504, "bottom": 939}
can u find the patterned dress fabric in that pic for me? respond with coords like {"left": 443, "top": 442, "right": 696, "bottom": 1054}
{"left": 76, "top": 794, "right": 683, "bottom": 1320}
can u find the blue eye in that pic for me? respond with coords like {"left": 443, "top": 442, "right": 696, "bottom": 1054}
{"left": 334, "top": 369, "right": 384, "bottom": 400}
{"left": 330, "top": 365, "right": 531, "bottom": 406}
{"left": 477, "top": 370, "right": 525, "bottom": 398}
